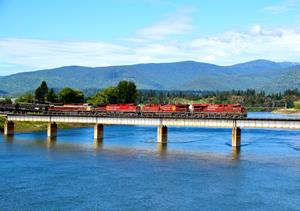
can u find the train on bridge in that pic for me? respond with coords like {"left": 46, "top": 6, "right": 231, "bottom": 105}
{"left": 0, "top": 103, "right": 247, "bottom": 119}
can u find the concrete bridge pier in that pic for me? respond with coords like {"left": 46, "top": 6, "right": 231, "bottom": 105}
{"left": 232, "top": 127, "right": 241, "bottom": 147}
{"left": 94, "top": 124, "right": 104, "bottom": 141}
{"left": 47, "top": 122, "right": 57, "bottom": 138}
{"left": 4, "top": 120, "right": 14, "bottom": 136}
{"left": 157, "top": 125, "right": 168, "bottom": 143}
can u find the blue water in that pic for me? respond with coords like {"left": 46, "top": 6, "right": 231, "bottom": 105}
{"left": 1, "top": 112, "right": 300, "bottom": 210}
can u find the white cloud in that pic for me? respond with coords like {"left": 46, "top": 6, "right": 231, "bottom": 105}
{"left": 1, "top": 22, "right": 300, "bottom": 75}
{"left": 264, "top": 0, "right": 298, "bottom": 14}
{"left": 250, "top": 24, "right": 262, "bottom": 35}
{"left": 136, "top": 9, "right": 193, "bottom": 40}
{"left": 185, "top": 25, "right": 300, "bottom": 65}
{"left": 0, "top": 38, "right": 130, "bottom": 70}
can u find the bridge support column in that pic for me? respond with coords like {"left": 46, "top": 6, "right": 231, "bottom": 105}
{"left": 232, "top": 127, "right": 241, "bottom": 147}
{"left": 94, "top": 124, "right": 103, "bottom": 141}
{"left": 47, "top": 122, "right": 57, "bottom": 138}
{"left": 4, "top": 120, "right": 14, "bottom": 136}
{"left": 157, "top": 126, "right": 168, "bottom": 143}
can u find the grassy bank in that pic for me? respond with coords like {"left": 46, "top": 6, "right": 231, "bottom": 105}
{"left": 0, "top": 116, "right": 91, "bottom": 132}
{"left": 272, "top": 108, "right": 300, "bottom": 114}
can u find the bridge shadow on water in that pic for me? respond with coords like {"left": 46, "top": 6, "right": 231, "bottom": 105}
{"left": 1, "top": 134, "right": 245, "bottom": 164}
{"left": 3, "top": 123, "right": 300, "bottom": 164}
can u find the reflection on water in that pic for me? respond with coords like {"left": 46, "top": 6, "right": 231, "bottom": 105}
{"left": 93, "top": 139, "right": 103, "bottom": 150}
{"left": 157, "top": 143, "right": 168, "bottom": 155}
{"left": 46, "top": 137, "right": 57, "bottom": 149}
{"left": 231, "top": 146, "right": 241, "bottom": 160}
{"left": 0, "top": 112, "right": 300, "bottom": 210}
{"left": 3, "top": 134, "right": 14, "bottom": 143}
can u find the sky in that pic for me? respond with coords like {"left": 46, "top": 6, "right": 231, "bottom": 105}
{"left": 0, "top": 0, "right": 300, "bottom": 75}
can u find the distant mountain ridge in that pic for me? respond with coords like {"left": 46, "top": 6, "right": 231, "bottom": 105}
{"left": 0, "top": 59, "right": 299, "bottom": 94}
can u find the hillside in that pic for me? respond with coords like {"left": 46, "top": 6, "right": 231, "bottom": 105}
{"left": 0, "top": 60, "right": 298, "bottom": 94}
{"left": 261, "top": 66, "right": 300, "bottom": 92}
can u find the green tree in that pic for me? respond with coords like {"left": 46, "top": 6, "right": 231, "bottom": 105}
{"left": 293, "top": 100, "right": 300, "bottom": 109}
{"left": 88, "top": 87, "right": 118, "bottom": 105}
{"left": 283, "top": 89, "right": 300, "bottom": 108}
{"left": 46, "top": 88, "right": 58, "bottom": 103}
{"left": 0, "top": 98, "right": 12, "bottom": 104}
{"left": 40, "top": 81, "right": 49, "bottom": 95}
{"left": 35, "top": 81, "right": 49, "bottom": 103}
{"left": 35, "top": 87, "right": 44, "bottom": 102}
{"left": 16, "top": 93, "right": 35, "bottom": 103}
{"left": 58, "top": 88, "right": 85, "bottom": 104}
{"left": 117, "top": 81, "right": 137, "bottom": 103}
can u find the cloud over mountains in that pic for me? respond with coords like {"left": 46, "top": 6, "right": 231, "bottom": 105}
{"left": 1, "top": 9, "right": 300, "bottom": 74}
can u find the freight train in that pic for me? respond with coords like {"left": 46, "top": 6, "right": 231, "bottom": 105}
{"left": 0, "top": 103, "right": 247, "bottom": 118}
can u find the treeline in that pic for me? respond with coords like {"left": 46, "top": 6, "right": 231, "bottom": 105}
{"left": 1, "top": 80, "right": 300, "bottom": 111}
{"left": 0, "top": 80, "right": 138, "bottom": 105}
{"left": 137, "top": 89, "right": 300, "bottom": 110}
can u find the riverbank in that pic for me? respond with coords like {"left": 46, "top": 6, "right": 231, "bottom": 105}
{"left": 0, "top": 116, "right": 91, "bottom": 132}
{"left": 272, "top": 108, "right": 300, "bottom": 114}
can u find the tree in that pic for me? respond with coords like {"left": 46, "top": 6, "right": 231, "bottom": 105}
{"left": 35, "top": 81, "right": 49, "bottom": 103}
{"left": 40, "top": 81, "right": 49, "bottom": 95}
{"left": 293, "top": 100, "right": 300, "bottom": 109}
{"left": 35, "top": 87, "right": 44, "bottom": 102}
{"left": 0, "top": 98, "right": 12, "bottom": 104}
{"left": 58, "top": 88, "right": 85, "bottom": 104}
{"left": 117, "top": 81, "right": 137, "bottom": 103}
{"left": 283, "top": 89, "right": 300, "bottom": 108}
{"left": 46, "top": 88, "right": 58, "bottom": 103}
{"left": 16, "top": 93, "right": 35, "bottom": 103}
{"left": 88, "top": 87, "right": 118, "bottom": 105}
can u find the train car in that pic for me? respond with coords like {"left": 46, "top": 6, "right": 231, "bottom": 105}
{"left": 0, "top": 104, "right": 17, "bottom": 112}
{"left": 191, "top": 104, "right": 244, "bottom": 112}
{"left": 160, "top": 104, "right": 189, "bottom": 112}
{"left": 0, "top": 103, "right": 49, "bottom": 113}
{"left": 191, "top": 104, "right": 246, "bottom": 117}
{"left": 94, "top": 104, "right": 107, "bottom": 111}
{"left": 105, "top": 104, "right": 140, "bottom": 112}
{"left": 49, "top": 103, "right": 91, "bottom": 112}
{"left": 141, "top": 104, "right": 160, "bottom": 112}
{"left": 191, "top": 104, "right": 207, "bottom": 112}
{"left": 17, "top": 103, "right": 49, "bottom": 112}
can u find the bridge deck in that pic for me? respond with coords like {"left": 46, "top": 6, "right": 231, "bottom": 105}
{"left": 4, "top": 113, "right": 300, "bottom": 129}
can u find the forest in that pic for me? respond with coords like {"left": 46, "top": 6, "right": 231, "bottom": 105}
{"left": 1, "top": 81, "right": 300, "bottom": 111}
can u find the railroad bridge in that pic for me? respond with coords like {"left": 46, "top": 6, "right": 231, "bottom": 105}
{"left": 2, "top": 112, "right": 300, "bottom": 147}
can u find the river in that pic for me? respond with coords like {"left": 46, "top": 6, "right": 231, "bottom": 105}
{"left": 0, "top": 112, "right": 300, "bottom": 210}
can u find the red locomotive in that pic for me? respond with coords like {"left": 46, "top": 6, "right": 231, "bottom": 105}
{"left": 106, "top": 104, "right": 139, "bottom": 112}
{"left": 141, "top": 104, "right": 160, "bottom": 112}
{"left": 159, "top": 104, "right": 189, "bottom": 112}
{"left": 191, "top": 104, "right": 245, "bottom": 113}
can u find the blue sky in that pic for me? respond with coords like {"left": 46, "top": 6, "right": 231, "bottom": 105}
{"left": 0, "top": 0, "right": 300, "bottom": 75}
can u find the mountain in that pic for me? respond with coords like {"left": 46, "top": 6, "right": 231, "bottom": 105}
{"left": 0, "top": 60, "right": 298, "bottom": 95}
{"left": 261, "top": 65, "right": 300, "bottom": 92}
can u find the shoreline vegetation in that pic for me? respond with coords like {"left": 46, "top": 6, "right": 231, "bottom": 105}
{"left": 272, "top": 108, "right": 300, "bottom": 114}
{"left": 3, "top": 81, "right": 300, "bottom": 112}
